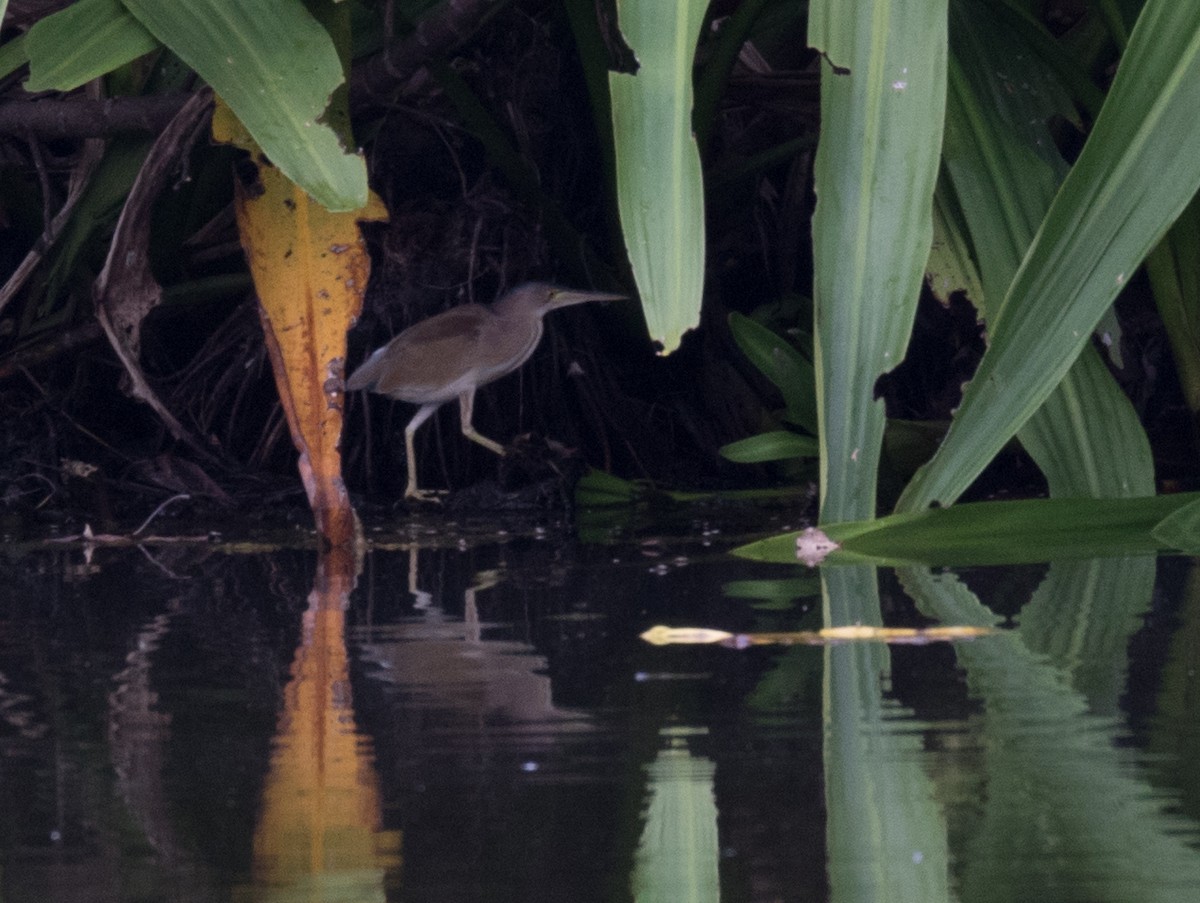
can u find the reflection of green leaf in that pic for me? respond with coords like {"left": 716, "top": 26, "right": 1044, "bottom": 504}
{"left": 735, "top": 492, "right": 1200, "bottom": 567}
{"left": 719, "top": 431, "right": 818, "bottom": 464}
{"left": 821, "top": 566, "right": 951, "bottom": 900}
{"left": 574, "top": 469, "right": 645, "bottom": 507}
{"left": 722, "top": 576, "right": 820, "bottom": 610}
{"left": 900, "top": 565, "right": 1200, "bottom": 894}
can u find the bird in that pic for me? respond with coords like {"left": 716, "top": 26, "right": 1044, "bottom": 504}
{"left": 345, "top": 282, "right": 625, "bottom": 501}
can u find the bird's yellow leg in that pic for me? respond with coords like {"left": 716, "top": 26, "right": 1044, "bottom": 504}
{"left": 458, "top": 391, "right": 506, "bottom": 456}
{"left": 404, "top": 403, "right": 448, "bottom": 502}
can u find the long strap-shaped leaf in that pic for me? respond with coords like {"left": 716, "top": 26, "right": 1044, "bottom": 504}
{"left": 809, "top": 0, "right": 948, "bottom": 522}
{"left": 943, "top": 0, "right": 1153, "bottom": 499}
{"left": 898, "top": 0, "right": 1200, "bottom": 512}
{"left": 609, "top": 0, "right": 707, "bottom": 354}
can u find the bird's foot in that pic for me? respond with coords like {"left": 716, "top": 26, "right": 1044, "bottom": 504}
{"left": 404, "top": 487, "right": 448, "bottom": 505}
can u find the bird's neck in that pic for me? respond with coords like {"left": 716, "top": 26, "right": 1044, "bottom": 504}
{"left": 492, "top": 297, "right": 546, "bottom": 321}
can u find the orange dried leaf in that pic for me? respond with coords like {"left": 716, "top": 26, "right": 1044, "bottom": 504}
{"left": 215, "top": 97, "right": 387, "bottom": 545}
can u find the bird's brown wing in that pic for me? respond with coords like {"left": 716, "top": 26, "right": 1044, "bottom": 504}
{"left": 372, "top": 305, "right": 490, "bottom": 401}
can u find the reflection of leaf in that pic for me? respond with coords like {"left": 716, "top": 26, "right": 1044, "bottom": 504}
{"left": 723, "top": 575, "right": 820, "bottom": 610}
{"left": 242, "top": 547, "right": 401, "bottom": 898}
{"left": 899, "top": 565, "right": 1200, "bottom": 894}
{"left": 722, "top": 576, "right": 821, "bottom": 601}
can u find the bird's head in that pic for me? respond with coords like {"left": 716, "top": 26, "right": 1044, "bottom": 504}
{"left": 494, "top": 282, "right": 627, "bottom": 318}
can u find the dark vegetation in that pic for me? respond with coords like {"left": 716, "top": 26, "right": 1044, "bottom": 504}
{"left": 0, "top": 0, "right": 1192, "bottom": 532}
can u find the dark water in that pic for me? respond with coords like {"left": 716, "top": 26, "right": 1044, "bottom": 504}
{"left": 0, "top": 512, "right": 1198, "bottom": 902}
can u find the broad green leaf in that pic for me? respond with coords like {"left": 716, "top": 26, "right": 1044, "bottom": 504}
{"left": 941, "top": 0, "right": 1153, "bottom": 500}
{"left": 927, "top": 172, "right": 985, "bottom": 305}
{"left": 609, "top": 0, "right": 706, "bottom": 354}
{"left": 0, "top": 35, "right": 28, "bottom": 83}
{"left": 735, "top": 491, "right": 1200, "bottom": 567}
{"left": 121, "top": 0, "right": 366, "bottom": 211}
{"left": 24, "top": 0, "right": 158, "bottom": 92}
{"left": 898, "top": 0, "right": 1200, "bottom": 511}
{"left": 1150, "top": 496, "right": 1200, "bottom": 552}
{"left": 719, "top": 430, "right": 818, "bottom": 463}
{"left": 728, "top": 311, "right": 817, "bottom": 434}
{"left": 808, "top": 0, "right": 948, "bottom": 522}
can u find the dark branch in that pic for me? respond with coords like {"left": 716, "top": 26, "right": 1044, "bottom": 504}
{"left": 0, "top": 93, "right": 191, "bottom": 138}
{"left": 349, "top": 0, "right": 503, "bottom": 106}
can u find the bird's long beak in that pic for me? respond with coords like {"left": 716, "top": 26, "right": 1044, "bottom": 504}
{"left": 546, "top": 288, "right": 627, "bottom": 311}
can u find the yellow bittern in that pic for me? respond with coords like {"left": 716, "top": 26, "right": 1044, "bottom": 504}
{"left": 346, "top": 282, "right": 624, "bottom": 500}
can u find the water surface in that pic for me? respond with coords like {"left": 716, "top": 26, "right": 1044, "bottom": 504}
{"left": 0, "top": 512, "right": 1197, "bottom": 901}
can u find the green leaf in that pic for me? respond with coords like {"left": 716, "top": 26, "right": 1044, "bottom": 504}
{"left": 609, "top": 0, "right": 706, "bottom": 354}
{"left": 120, "top": 0, "right": 367, "bottom": 211}
{"left": 1150, "top": 496, "right": 1200, "bottom": 552}
{"left": 574, "top": 468, "right": 643, "bottom": 506}
{"left": 728, "top": 311, "right": 817, "bottom": 434}
{"left": 719, "top": 431, "right": 818, "bottom": 463}
{"left": 808, "top": 0, "right": 949, "bottom": 522}
{"left": 898, "top": 0, "right": 1200, "bottom": 511}
{"left": 0, "top": 34, "right": 29, "bottom": 84}
{"left": 941, "top": 0, "right": 1153, "bottom": 501}
{"left": 734, "top": 492, "right": 1200, "bottom": 567}
{"left": 24, "top": 0, "right": 159, "bottom": 92}
{"left": 927, "top": 171, "right": 985, "bottom": 306}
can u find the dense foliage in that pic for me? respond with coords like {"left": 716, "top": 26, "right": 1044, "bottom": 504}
{"left": 0, "top": 0, "right": 1196, "bottom": 527}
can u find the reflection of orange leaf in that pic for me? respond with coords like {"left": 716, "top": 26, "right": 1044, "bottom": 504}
{"left": 213, "top": 99, "right": 387, "bottom": 546}
{"left": 238, "top": 547, "right": 402, "bottom": 900}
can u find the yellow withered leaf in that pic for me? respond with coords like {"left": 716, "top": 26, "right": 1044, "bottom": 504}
{"left": 214, "top": 98, "right": 388, "bottom": 546}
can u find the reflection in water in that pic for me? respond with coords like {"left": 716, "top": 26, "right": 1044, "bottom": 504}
{"left": 1, "top": 529, "right": 1199, "bottom": 902}
{"left": 235, "top": 547, "right": 401, "bottom": 902}
{"left": 901, "top": 561, "right": 1200, "bottom": 901}
{"left": 632, "top": 727, "right": 719, "bottom": 903}
{"left": 820, "top": 566, "right": 951, "bottom": 903}
{"left": 107, "top": 604, "right": 210, "bottom": 893}
{"left": 354, "top": 548, "right": 591, "bottom": 738}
